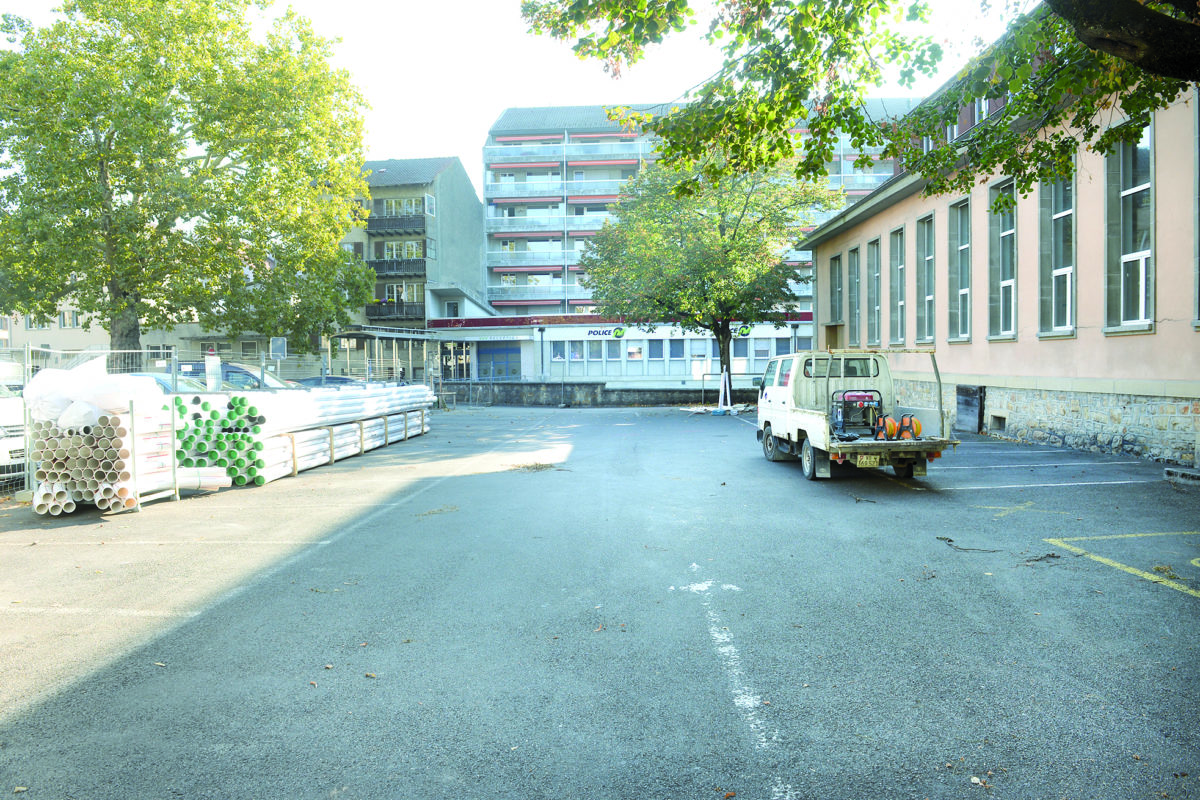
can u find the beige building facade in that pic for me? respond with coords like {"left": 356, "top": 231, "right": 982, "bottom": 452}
{"left": 805, "top": 92, "right": 1200, "bottom": 466}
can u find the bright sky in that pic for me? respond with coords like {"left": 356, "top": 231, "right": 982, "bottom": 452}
{"left": 7, "top": 0, "right": 1014, "bottom": 196}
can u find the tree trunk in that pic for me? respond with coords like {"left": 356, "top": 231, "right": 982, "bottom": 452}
{"left": 108, "top": 298, "right": 143, "bottom": 374}
{"left": 1045, "top": 0, "right": 1200, "bottom": 82}
{"left": 712, "top": 320, "right": 733, "bottom": 389}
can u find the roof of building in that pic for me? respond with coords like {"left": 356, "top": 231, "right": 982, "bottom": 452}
{"left": 364, "top": 157, "right": 460, "bottom": 187}
{"left": 488, "top": 104, "right": 676, "bottom": 135}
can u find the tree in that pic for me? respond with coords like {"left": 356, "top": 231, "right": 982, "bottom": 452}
{"left": 522, "top": 1, "right": 1195, "bottom": 199}
{"left": 579, "top": 161, "right": 840, "bottom": 379}
{"left": 0, "top": 0, "right": 375, "bottom": 356}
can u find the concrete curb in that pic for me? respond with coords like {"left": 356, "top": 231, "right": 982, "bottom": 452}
{"left": 1164, "top": 467, "right": 1200, "bottom": 487}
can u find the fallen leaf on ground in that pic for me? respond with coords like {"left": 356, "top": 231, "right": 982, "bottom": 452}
{"left": 153, "top": 662, "right": 166, "bottom": 667}
{"left": 365, "top": 673, "right": 377, "bottom": 679}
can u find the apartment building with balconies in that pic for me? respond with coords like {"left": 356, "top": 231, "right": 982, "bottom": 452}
{"left": 340, "top": 157, "right": 486, "bottom": 327}
{"left": 482, "top": 105, "right": 664, "bottom": 317}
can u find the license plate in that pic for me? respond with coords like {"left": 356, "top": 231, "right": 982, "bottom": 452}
{"left": 856, "top": 454, "right": 880, "bottom": 468}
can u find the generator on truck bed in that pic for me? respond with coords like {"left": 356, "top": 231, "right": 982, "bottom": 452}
{"left": 754, "top": 349, "right": 957, "bottom": 480}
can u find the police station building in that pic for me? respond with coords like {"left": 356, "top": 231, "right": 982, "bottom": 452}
{"left": 427, "top": 314, "right": 814, "bottom": 388}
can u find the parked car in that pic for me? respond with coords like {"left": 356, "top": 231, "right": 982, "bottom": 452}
{"left": 130, "top": 373, "right": 218, "bottom": 394}
{"left": 175, "top": 362, "right": 294, "bottom": 391}
{"left": 0, "top": 385, "right": 25, "bottom": 484}
{"left": 292, "top": 375, "right": 366, "bottom": 387}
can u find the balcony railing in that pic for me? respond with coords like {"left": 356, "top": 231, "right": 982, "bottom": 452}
{"left": 564, "top": 141, "right": 651, "bottom": 159}
{"left": 369, "top": 258, "right": 426, "bottom": 278}
{"left": 484, "top": 140, "right": 655, "bottom": 166}
{"left": 366, "top": 214, "right": 426, "bottom": 235}
{"left": 486, "top": 250, "right": 579, "bottom": 267}
{"left": 485, "top": 214, "right": 612, "bottom": 234}
{"left": 366, "top": 302, "right": 426, "bottom": 321}
{"left": 486, "top": 285, "right": 594, "bottom": 302}
{"left": 484, "top": 180, "right": 565, "bottom": 198}
{"left": 484, "top": 143, "right": 565, "bottom": 163}
{"left": 563, "top": 178, "right": 627, "bottom": 196}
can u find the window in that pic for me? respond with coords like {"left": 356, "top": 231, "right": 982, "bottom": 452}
{"left": 669, "top": 339, "right": 684, "bottom": 359}
{"left": 446, "top": 301, "right": 460, "bottom": 318}
{"left": 380, "top": 240, "right": 403, "bottom": 260}
{"left": 626, "top": 341, "right": 644, "bottom": 360}
{"left": 989, "top": 182, "right": 1016, "bottom": 337}
{"left": 1040, "top": 172, "right": 1075, "bottom": 333}
{"left": 916, "top": 216, "right": 935, "bottom": 342}
{"left": 762, "top": 360, "right": 780, "bottom": 387}
{"left": 199, "top": 341, "right": 232, "bottom": 356}
{"left": 648, "top": 339, "right": 664, "bottom": 359}
{"left": 606, "top": 340, "right": 622, "bottom": 360}
{"left": 974, "top": 98, "right": 989, "bottom": 125}
{"left": 732, "top": 338, "right": 748, "bottom": 358}
{"left": 889, "top": 228, "right": 906, "bottom": 344}
{"left": 551, "top": 341, "right": 566, "bottom": 361}
{"left": 57, "top": 310, "right": 80, "bottom": 329}
{"left": 828, "top": 254, "right": 843, "bottom": 323}
{"left": 384, "top": 283, "right": 403, "bottom": 302}
{"left": 752, "top": 338, "right": 771, "bottom": 359}
{"left": 240, "top": 340, "right": 259, "bottom": 360}
{"left": 424, "top": 194, "right": 435, "bottom": 216}
{"left": 569, "top": 341, "right": 584, "bottom": 361}
{"left": 775, "top": 337, "right": 792, "bottom": 355}
{"left": 779, "top": 358, "right": 794, "bottom": 385}
{"left": 688, "top": 339, "right": 707, "bottom": 359}
{"left": 867, "top": 239, "right": 881, "bottom": 346}
{"left": 948, "top": 200, "right": 971, "bottom": 339}
{"left": 847, "top": 248, "right": 861, "bottom": 346}
{"left": 1105, "top": 125, "right": 1153, "bottom": 328}
{"left": 425, "top": 238, "right": 437, "bottom": 259}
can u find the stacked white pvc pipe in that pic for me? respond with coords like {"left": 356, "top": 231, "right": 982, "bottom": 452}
{"left": 27, "top": 380, "right": 436, "bottom": 515}
{"left": 171, "top": 384, "right": 435, "bottom": 487}
{"left": 30, "top": 411, "right": 231, "bottom": 515}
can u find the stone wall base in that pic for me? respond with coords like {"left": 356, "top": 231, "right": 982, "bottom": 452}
{"left": 441, "top": 381, "right": 758, "bottom": 409}
{"left": 895, "top": 379, "right": 1199, "bottom": 467}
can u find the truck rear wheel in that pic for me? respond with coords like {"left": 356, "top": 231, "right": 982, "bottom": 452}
{"left": 892, "top": 462, "right": 915, "bottom": 479}
{"left": 800, "top": 439, "right": 821, "bottom": 480}
{"left": 762, "top": 424, "right": 786, "bottom": 462}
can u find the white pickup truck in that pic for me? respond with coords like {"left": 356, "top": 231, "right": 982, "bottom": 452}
{"left": 755, "top": 349, "right": 957, "bottom": 480}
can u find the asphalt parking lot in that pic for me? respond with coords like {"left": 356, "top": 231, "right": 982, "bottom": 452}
{"left": 0, "top": 406, "right": 1197, "bottom": 799}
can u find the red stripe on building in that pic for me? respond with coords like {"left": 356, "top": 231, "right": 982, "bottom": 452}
{"left": 491, "top": 299, "right": 562, "bottom": 306}
{"left": 567, "top": 230, "right": 597, "bottom": 237}
{"left": 490, "top": 197, "right": 561, "bottom": 204}
{"left": 488, "top": 161, "right": 561, "bottom": 169}
{"left": 569, "top": 133, "right": 637, "bottom": 139}
{"left": 494, "top": 134, "right": 564, "bottom": 142}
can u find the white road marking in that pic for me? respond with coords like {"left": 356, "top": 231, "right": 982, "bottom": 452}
{"left": 936, "top": 478, "right": 1160, "bottom": 491}
{"left": 1, "top": 606, "right": 199, "bottom": 618}
{"left": 933, "top": 460, "right": 1145, "bottom": 470}
{"left": 675, "top": 577, "right": 775, "bottom": 750}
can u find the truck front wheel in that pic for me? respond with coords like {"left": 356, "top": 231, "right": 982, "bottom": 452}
{"left": 800, "top": 439, "right": 821, "bottom": 480}
{"left": 762, "top": 424, "right": 786, "bottom": 462}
